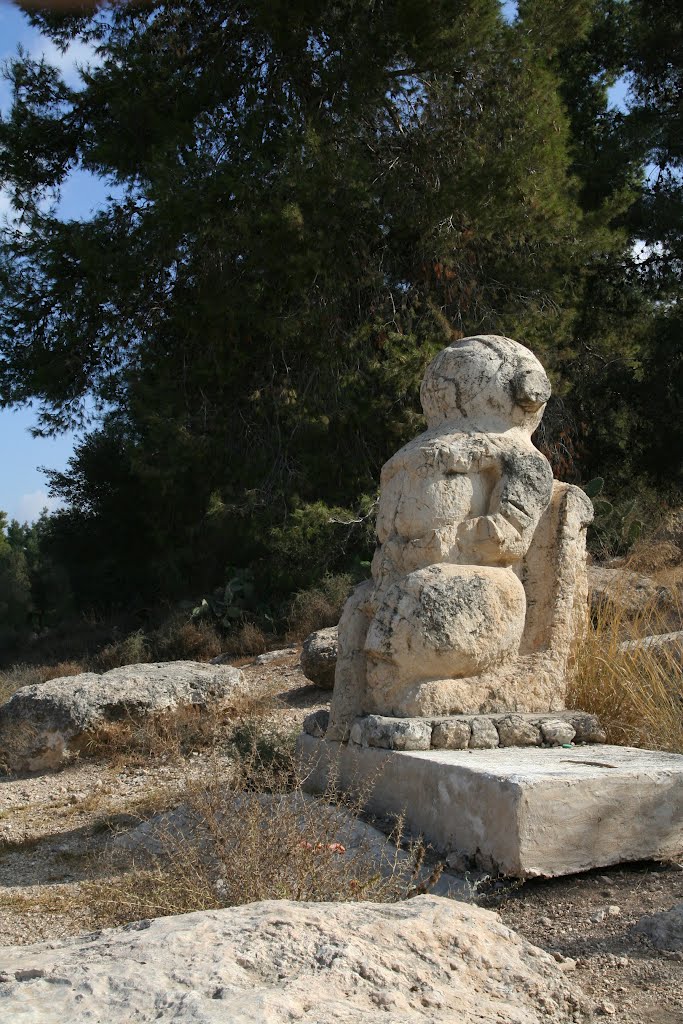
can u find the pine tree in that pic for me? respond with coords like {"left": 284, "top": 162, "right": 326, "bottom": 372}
{"left": 1, "top": 1, "right": 675, "bottom": 605}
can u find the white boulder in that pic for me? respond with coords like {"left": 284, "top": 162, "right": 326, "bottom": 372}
{"left": 0, "top": 895, "right": 590, "bottom": 1023}
{"left": 0, "top": 661, "right": 245, "bottom": 772}
{"left": 300, "top": 626, "right": 339, "bottom": 689}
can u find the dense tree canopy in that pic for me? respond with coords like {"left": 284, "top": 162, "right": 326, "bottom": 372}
{"left": 0, "top": 0, "right": 680, "bottom": 614}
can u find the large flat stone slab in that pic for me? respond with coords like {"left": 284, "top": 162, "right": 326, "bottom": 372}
{"left": 300, "top": 736, "right": 683, "bottom": 877}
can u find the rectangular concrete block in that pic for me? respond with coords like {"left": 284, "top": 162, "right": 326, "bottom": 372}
{"left": 299, "top": 735, "right": 683, "bottom": 877}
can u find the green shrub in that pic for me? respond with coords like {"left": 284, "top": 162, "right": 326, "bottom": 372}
{"left": 93, "top": 629, "right": 152, "bottom": 671}
{"left": 266, "top": 499, "right": 375, "bottom": 595}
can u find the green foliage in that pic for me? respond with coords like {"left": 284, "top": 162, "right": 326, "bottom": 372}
{"left": 192, "top": 568, "right": 259, "bottom": 628}
{"left": 0, "top": 509, "right": 73, "bottom": 649}
{"left": 266, "top": 500, "right": 375, "bottom": 595}
{"left": 582, "top": 477, "right": 647, "bottom": 557}
{"left": 0, "top": 1, "right": 680, "bottom": 618}
{"left": 0, "top": 543, "right": 32, "bottom": 649}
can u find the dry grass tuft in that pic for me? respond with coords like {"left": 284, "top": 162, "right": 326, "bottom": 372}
{"left": 88, "top": 729, "right": 429, "bottom": 927}
{"left": 286, "top": 574, "right": 352, "bottom": 641}
{"left": 617, "top": 507, "right": 683, "bottom": 590}
{"left": 80, "top": 690, "right": 282, "bottom": 768}
{"left": 0, "top": 660, "right": 84, "bottom": 704}
{"left": 568, "top": 588, "right": 682, "bottom": 753}
{"left": 219, "top": 621, "right": 270, "bottom": 657}
{"left": 93, "top": 629, "right": 152, "bottom": 671}
{"left": 0, "top": 883, "right": 101, "bottom": 919}
{"left": 153, "top": 618, "right": 225, "bottom": 662}
{"left": 626, "top": 539, "right": 682, "bottom": 575}
{"left": 93, "top": 618, "right": 224, "bottom": 672}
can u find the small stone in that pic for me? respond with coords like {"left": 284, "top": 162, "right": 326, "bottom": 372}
{"left": 633, "top": 901, "right": 683, "bottom": 951}
{"left": 252, "top": 647, "right": 296, "bottom": 665}
{"left": 540, "top": 720, "right": 576, "bottom": 746}
{"left": 303, "top": 709, "right": 329, "bottom": 739}
{"left": 539, "top": 917, "right": 553, "bottom": 928}
{"left": 445, "top": 850, "right": 469, "bottom": 872}
{"left": 591, "top": 910, "right": 606, "bottom": 923}
{"left": 352, "top": 715, "right": 432, "bottom": 751}
{"left": 349, "top": 721, "right": 364, "bottom": 745}
{"left": 496, "top": 715, "right": 541, "bottom": 747}
{"left": 431, "top": 719, "right": 471, "bottom": 750}
{"left": 568, "top": 712, "right": 606, "bottom": 744}
{"left": 598, "top": 999, "right": 617, "bottom": 1016}
{"left": 607, "top": 905, "right": 621, "bottom": 917}
{"left": 469, "top": 717, "right": 499, "bottom": 749}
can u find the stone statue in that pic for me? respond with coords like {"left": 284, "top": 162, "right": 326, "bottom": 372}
{"left": 327, "top": 335, "right": 593, "bottom": 740}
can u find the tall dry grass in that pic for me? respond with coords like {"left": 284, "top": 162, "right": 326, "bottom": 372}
{"left": 568, "top": 586, "right": 682, "bottom": 753}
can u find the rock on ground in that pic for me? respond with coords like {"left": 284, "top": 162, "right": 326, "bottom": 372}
{"left": 300, "top": 626, "right": 339, "bottom": 689}
{"left": 0, "top": 661, "right": 245, "bottom": 773}
{"left": 619, "top": 630, "right": 683, "bottom": 666}
{"left": 0, "top": 895, "right": 590, "bottom": 1023}
{"left": 634, "top": 901, "right": 683, "bottom": 951}
{"left": 587, "top": 565, "right": 676, "bottom": 620}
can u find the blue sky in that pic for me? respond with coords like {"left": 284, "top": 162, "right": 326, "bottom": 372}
{"left": 0, "top": 0, "right": 630, "bottom": 525}
{"left": 0, "top": 0, "right": 109, "bottom": 523}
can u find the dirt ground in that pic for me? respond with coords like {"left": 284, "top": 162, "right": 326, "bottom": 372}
{"left": 1, "top": 649, "right": 681, "bottom": 1024}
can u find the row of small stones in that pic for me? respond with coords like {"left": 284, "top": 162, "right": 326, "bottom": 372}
{"left": 302, "top": 709, "right": 605, "bottom": 749}
{"left": 350, "top": 714, "right": 582, "bottom": 751}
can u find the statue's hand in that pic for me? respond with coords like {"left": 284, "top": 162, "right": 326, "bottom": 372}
{"left": 457, "top": 514, "right": 524, "bottom": 565}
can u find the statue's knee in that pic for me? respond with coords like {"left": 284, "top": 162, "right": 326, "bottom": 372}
{"left": 365, "top": 565, "right": 525, "bottom": 681}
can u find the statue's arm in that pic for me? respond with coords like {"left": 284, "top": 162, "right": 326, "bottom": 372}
{"left": 457, "top": 451, "right": 553, "bottom": 565}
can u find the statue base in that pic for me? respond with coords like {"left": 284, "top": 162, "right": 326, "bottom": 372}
{"left": 303, "top": 709, "right": 606, "bottom": 750}
{"left": 298, "top": 734, "right": 683, "bottom": 877}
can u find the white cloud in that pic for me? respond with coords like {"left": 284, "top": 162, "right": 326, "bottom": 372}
{"left": 17, "top": 490, "right": 62, "bottom": 523}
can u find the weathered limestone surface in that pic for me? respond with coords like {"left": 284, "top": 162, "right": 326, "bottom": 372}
{"left": 327, "top": 335, "right": 593, "bottom": 738}
{"left": 300, "top": 626, "right": 339, "bottom": 689}
{"left": 0, "top": 895, "right": 591, "bottom": 1023}
{"left": 0, "top": 662, "right": 245, "bottom": 773}
{"left": 301, "top": 735, "right": 683, "bottom": 877}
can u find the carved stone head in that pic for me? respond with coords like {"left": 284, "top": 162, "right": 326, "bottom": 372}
{"left": 420, "top": 335, "right": 551, "bottom": 434}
